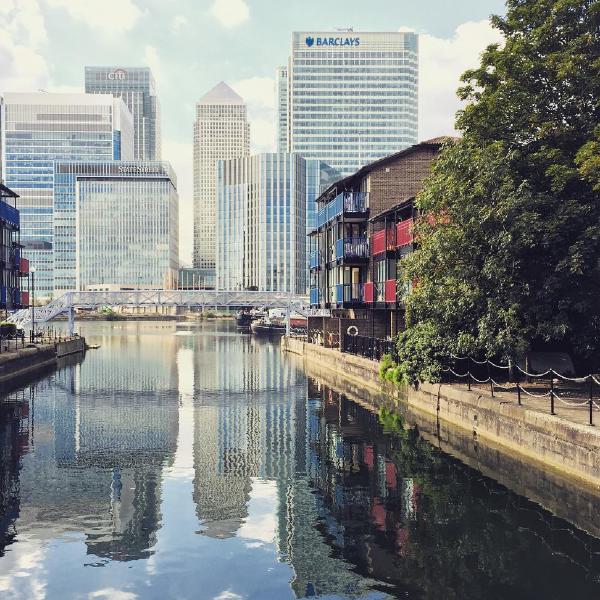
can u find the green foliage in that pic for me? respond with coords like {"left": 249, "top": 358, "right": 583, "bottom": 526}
{"left": 397, "top": 0, "right": 600, "bottom": 383}
{"left": 379, "top": 354, "right": 408, "bottom": 385}
{"left": 99, "top": 307, "right": 122, "bottom": 321}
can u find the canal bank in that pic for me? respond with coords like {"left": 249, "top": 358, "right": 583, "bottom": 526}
{"left": 0, "top": 337, "right": 85, "bottom": 386}
{"left": 282, "top": 337, "right": 600, "bottom": 491}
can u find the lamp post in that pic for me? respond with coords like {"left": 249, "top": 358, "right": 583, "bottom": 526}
{"left": 30, "top": 267, "right": 36, "bottom": 341}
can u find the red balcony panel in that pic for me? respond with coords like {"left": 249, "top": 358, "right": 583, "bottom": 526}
{"left": 364, "top": 282, "right": 374, "bottom": 303}
{"left": 372, "top": 230, "right": 386, "bottom": 255}
{"left": 20, "top": 257, "right": 29, "bottom": 274}
{"left": 385, "top": 279, "right": 397, "bottom": 303}
{"left": 396, "top": 219, "right": 414, "bottom": 247}
{"left": 21, "top": 291, "right": 29, "bottom": 306}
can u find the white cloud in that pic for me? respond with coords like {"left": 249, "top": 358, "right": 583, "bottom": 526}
{"left": 89, "top": 590, "right": 137, "bottom": 600}
{"left": 231, "top": 77, "right": 276, "bottom": 153}
{"left": 0, "top": 0, "right": 48, "bottom": 94}
{"left": 171, "top": 14, "right": 189, "bottom": 34}
{"left": 45, "top": 0, "right": 143, "bottom": 33}
{"left": 163, "top": 140, "right": 194, "bottom": 267}
{"left": 210, "top": 0, "right": 249, "bottom": 29}
{"left": 415, "top": 20, "right": 503, "bottom": 140}
{"left": 213, "top": 591, "right": 243, "bottom": 600}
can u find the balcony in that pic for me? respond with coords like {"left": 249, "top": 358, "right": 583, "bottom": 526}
{"left": 372, "top": 228, "right": 395, "bottom": 256}
{"left": 310, "top": 251, "right": 320, "bottom": 270}
{"left": 385, "top": 279, "right": 397, "bottom": 303}
{"left": 310, "top": 287, "right": 320, "bottom": 306}
{"left": 0, "top": 201, "right": 19, "bottom": 228}
{"left": 364, "top": 282, "right": 374, "bottom": 303}
{"left": 21, "top": 291, "right": 29, "bottom": 307}
{"left": 19, "top": 257, "right": 29, "bottom": 276}
{"left": 316, "top": 192, "right": 368, "bottom": 229}
{"left": 335, "top": 237, "right": 369, "bottom": 261}
{"left": 335, "top": 283, "right": 364, "bottom": 305}
{"left": 396, "top": 218, "right": 414, "bottom": 247}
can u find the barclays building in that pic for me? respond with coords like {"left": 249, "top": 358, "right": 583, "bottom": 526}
{"left": 278, "top": 31, "right": 418, "bottom": 177}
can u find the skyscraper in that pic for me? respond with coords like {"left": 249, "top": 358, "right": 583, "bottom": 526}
{"left": 279, "top": 31, "right": 419, "bottom": 176}
{"left": 193, "top": 82, "right": 250, "bottom": 278}
{"left": 85, "top": 67, "right": 161, "bottom": 161}
{"left": 0, "top": 93, "right": 133, "bottom": 297}
{"left": 216, "top": 153, "right": 306, "bottom": 294}
{"left": 54, "top": 161, "right": 178, "bottom": 291}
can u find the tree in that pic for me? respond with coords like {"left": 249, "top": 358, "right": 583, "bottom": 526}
{"left": 397, "top": 0, "right": 600, "bottom": 383}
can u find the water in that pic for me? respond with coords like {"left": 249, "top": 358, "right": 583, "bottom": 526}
{"left": 0, "top": 321, "right": 598, "bottom": 600}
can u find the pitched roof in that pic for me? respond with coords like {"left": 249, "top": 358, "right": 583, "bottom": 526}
{"left": 198, "top": 81, "right": 244, "bottom": 105}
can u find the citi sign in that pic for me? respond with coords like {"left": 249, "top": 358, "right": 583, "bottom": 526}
{"left": 305, "top": 36, "right": 360, "bottom": 47}
{"left": 107, "top": 69, "right": 127, "bottom": 80}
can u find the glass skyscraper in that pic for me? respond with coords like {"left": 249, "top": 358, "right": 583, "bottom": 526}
{"left": 278, "top": 31, "right": 419, "bottom": 176}
{"left": 85, "top": 67, "right": 161, "bottom": 161}
{"left": 53, "top": 161, "right": 178, "bottom": 290}
{"left": 216, "top": 153, "right": 306, "bottom": 294}
{"left": 0, "top": 93, "right": 133, "bottom": 297}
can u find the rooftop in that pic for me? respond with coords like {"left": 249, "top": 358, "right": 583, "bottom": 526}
{"left": 198, "top": 82, "right": 244, "bottom": 105}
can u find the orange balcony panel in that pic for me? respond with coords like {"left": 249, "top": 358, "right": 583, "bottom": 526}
{"left": 385, "top": 279, "right": 397, "bottom": 303}
{"left": 20, "top": 257, "right": 29, "bottom": 274}
{"left": 364, "top": 282, "right": 374, "bottom": 303}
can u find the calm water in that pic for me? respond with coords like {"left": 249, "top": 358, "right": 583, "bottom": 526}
{"left": 0, "top": 321, "right": 598, "bottom": 600}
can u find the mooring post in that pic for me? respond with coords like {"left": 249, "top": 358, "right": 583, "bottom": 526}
{"left": 285, "top": 303, "right": 291, "bottom": 337}
{"left": 68, "top": 294, "right": 75, "bottom": 337}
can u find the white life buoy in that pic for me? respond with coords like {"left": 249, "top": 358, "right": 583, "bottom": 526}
{"left": 347, "top": 325, "right": 358, "bottom": 336}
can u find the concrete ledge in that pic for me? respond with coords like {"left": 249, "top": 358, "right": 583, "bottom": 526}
{"left": 0, "top": 337, "right": 86, "bottom": 386}
{"left": 282, "top": 337, "right": 600, "bottom": 490}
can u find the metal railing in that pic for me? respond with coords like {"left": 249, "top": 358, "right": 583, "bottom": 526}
{"left": 442, "top": 355, "right": 600, "bottom": 426}
{"left": 342, "top": 334, "right": 396, "bottom": 361}
{"left": 335, "top": 283, "right": 364, "bottom": 304}
{"left": 316, "top": 192, "right": 369, "bottom": 228}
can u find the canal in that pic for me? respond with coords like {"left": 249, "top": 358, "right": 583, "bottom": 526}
{"left": 0, "top": 321, "right": 598, "bottom": 599}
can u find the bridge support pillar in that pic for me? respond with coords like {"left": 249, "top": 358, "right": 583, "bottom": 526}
{"left": 285, "top": 304, "right": 291, "bottom": 337}
{"left": 68, "top": 305, "right": 75, "bottom": 337}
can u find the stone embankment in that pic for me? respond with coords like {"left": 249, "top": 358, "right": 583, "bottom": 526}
{"left": 282, "top": 337, "right": 600, "bottom": 491}
{"left": 0, "top": 337, "right": 85, "bottom": 386}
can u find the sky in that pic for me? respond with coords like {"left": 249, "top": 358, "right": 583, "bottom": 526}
{"left": 0, "top": 0, "right": 506, "bottom": 265}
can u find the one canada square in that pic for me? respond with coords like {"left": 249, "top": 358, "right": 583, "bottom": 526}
{"left": 278, "top": 31, "right": 419, "bottom": 176}
{"left": 193, "top": 83, "right": 250, "bottom": 278}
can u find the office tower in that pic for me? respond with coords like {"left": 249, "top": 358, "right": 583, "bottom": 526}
{"left": 193, "top": 82, "right": 250, "bottom": 279}
{"left": 0, "top": 93, "right": 133, "bottom": 298}
{"left": 276, "top": 66, "right": 289, "bottom": 154}
{"left": 279, "top": 31, "right": 419, "bottom": 176}
{"left": 54, "top": 161, "right": 178, "bottom": 290}
{"left": 85, "top": 67, "right": 161, "bottom": 160}
{"left": 216, "top": 153, "right": 306, "bottom": 294}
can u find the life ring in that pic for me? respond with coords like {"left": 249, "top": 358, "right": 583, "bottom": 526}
{"left": 347, "top": 325, "right": 358, "bottom": 336}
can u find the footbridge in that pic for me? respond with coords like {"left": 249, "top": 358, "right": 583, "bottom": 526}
{"left": 8, "top": 290, "right": 311, "bottom": 334}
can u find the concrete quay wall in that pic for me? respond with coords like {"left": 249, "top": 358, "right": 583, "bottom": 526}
{"left": 0, "top": 337, "right": 86, "bottom": 386}
{"left": 282, "top": 337, "right": 600, "bottom": 490}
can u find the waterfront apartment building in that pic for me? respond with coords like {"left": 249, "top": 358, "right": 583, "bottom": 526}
{"left": 216, "top": 153, "right": 306, "bottom": 294}
{"left": 0, "top": 93, "right": 133, "bottom": 298}
{"left": 85, "top": 67, "right": 161, "bottom": 160}
{"left": 193, "top": 82, "right": 250, "bottom": 278}
{"left": 0, "top": 183, "right": 28, "bottom": 311}
{"left": 278, "top": 31, "right": 419, "bottom": 176}
{"left": 53, "top": 161, "right": 178, "bottom": 290}
{"left": 308, "top": 138, "right": 449, "bottom": 342}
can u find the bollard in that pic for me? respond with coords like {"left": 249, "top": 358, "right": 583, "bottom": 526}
{"left": 550, "top": 376, "right": 555, "bottom": 415}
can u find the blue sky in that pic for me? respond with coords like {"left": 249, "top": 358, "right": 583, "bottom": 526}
{"left": 1, "top": 0, "right": 506, "bottom": 263}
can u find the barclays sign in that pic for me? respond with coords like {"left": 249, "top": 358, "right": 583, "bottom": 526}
{"left": 305, "top": 36, "right": 360, "bottom": 48}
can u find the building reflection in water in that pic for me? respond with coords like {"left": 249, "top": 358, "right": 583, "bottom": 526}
{"left": 0, "top": 321, "right": 598, "bottom": 600}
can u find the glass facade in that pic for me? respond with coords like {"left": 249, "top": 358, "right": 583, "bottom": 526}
{"left": 0, "top": 93, "right": 133, "bottom": 297}
{"left": 85, "top": 67, "right": 161, "bottom": 161}
{"left": 216, "top": 153, "right": 306, "bottom": 294}
{"left": 281, "top": 31, "right": 419, "bottom": 176}
{"left": 54, "top": 161, "right": 178, "bottom": 290}
{"left": 193, "top": 83, "right": 250, "bottom": 276}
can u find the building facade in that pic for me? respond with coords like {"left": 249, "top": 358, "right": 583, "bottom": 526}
{"left": 308, "top": 139, "right": 449, "bottom": 342}
{"left": 53, "top": 161, "right": 178, "bottom": 290}
{"left": 0, "top": 93, "right": 133, "bottom": 298}
{"left": 85, "top": 67, "right": 161, "bottom": 161}
{"left": 279, "top": 31, "right": 419, "bottom": 177}
{"left": 216, "top": 153, "right": 306, "bottom": 294}
{"left": 0, "top": 183, "right": 28, "bottom": 311}
{"left": 193, "top": 82, "right": 250, "bottom": 277}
